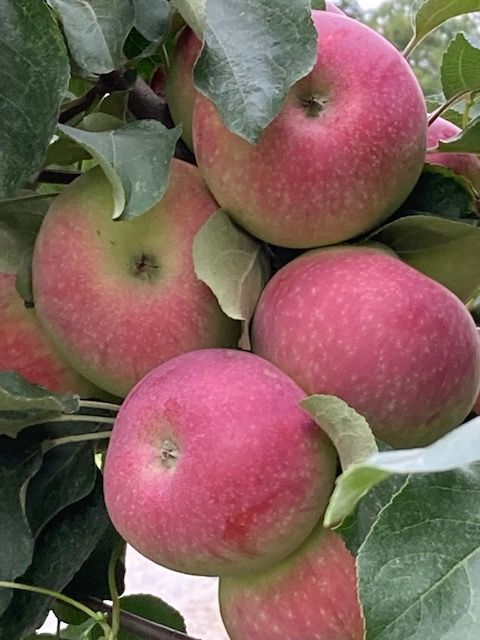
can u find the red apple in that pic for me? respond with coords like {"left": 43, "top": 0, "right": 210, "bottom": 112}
{"left": 103, "top": 348, "right": 337, "bottom": 577}
{"left": 219, "top": 525, "right": 364, "bottom": 640}
{"left": 474, "top": 329, "right": 480, "bottom": 414}
{"left": 325, "top": 1, "right": 345, "bottom": 14}
{"left": 0, "top": 272, "right": 97, "bottom": 396}
{"left": 251, "top": 245, "right": 480, "bottom": 447}
{"left": 193, "top": 11, "right": 427, "bottom": 249}
{"left": 165, "top": 4, "right": 345, "bottom": 152}
{"left": 166, "top": 26, "right": 202, "bottom": 151}
{"left": 427, "top": 116, "right": 480, "bottom": 191}
{"left": 32, "top": 160, "right": 240, "bottom": 398}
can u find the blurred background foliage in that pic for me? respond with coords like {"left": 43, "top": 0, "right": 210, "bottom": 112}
{"left": 337, "top": 0, "right": 480, "bottom": 96}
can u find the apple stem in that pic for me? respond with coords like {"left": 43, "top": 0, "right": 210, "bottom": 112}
{"left": 428, "top": 90, "right": 472, "bottom": 127}
{"left": 402, "top": 35, "right": 416, "bottom": 59}
{"left": 0, "top": 581, "right": 109, "bottom": 631}
{"left": 43, "top": 430, "right": 113, "bottom": 451}
{"left": 80, "top": 399, "right": 121, "bottom": 413}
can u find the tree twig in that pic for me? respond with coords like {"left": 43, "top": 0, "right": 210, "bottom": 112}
{"left": 82, "top": 596, "right": 203, "bottom": 640}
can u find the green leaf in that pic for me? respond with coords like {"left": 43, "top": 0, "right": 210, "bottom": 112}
{"left": 60, "top": 617, "right": 102, "bottom": 640}
{"left": 170, "top": 0, "right": 206, "bottom": 38}
{"left": 119, "top": 594, "right": 187, "bottom": 639}
{"left": 338, "top": 474, "right": 408, "bottom": 556}
{"left": 57, "top": 121, "right": 180, "bottom": 220}
{"left": 311, "top": 1, "right": 326, "bottom": 8}
{"left": 193, "top": 210, "right": 268, "bottom": 348}
{"left": 0, "top": 474, "right": 112, "bottom": 640}
{"left": 358, "top": 464, "right": 480, "bottom": 640}
{"left": 441, "top": 32, "right": 480, "bottom": 99}
{"left": 64, "top": 523, "right": 125, "bottom": 601}
{"left": 49, "top": 0, "right": 135, "bottom": 75}
{"left": 134, "top": 0, "right": 171, "bottom": 43}
{"left": 395, "top": 165, "right": 477, "bottom": 221}
{"left": 300, "top": 395, "right": 378, "bottom": 470}
{"left": 324, "top": 415, "right": 480, "bottom": 528}
{"left": 368, "top": 215, "right": 480, "bottom": 303}
{"left": 0, "top": 0, "right": 69, "bottom": 198}
{"left": 0, "top": 193, "right": 50, "bottom": 274}
{"left": 436, "top": 114, "right": 480, "bottom": 154}
{"left": 0, "top": 372, "right": 80, "bottom": 438}
{"left": 25, "top": 440, "right": 97, "bottom": 538}
{"left": 194, "top": 0, "right": 317, "bottom": 143}
{"left": 409, "top": 0, "right": 480, "bottom": 53}
{"left": 0, "top": 439, "right": 42, "bottom": 615}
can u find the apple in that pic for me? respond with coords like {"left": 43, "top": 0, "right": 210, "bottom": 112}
{"left": 251, "top": 245, "right": 480, "bottom": 448}
{"left": 103, "top": 348, "right": 337, "bottom": 577}
{"left": 219, "top": 525, "right": 364, "bottom": 640}
{"left": 192, "top": 10, "right": 427, "bottom": 249}
{"left": 32, "top": 160, "right": 240, "bottom": 398}
{"left": 474, "top": 328, "right": 480, "bottom": 414}
{"left": 165, "top": 4, "right": 345, "bottom": 153}
{"left": 325, "top": 1, "right": 345, "bottom": 14}
{"left": 0, "top": 272, "right": 98, "bottom": 396}
{"left": 427, "top": 116, "right": 480, "bottom": 191}
{"left": 166, "top": 26, "right": 202, "bottom": 151}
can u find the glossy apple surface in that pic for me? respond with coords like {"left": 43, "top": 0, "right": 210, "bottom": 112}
{"left": 251, "top": 245, "right": 480, "bottom": 447}
{"left": 427, "top": 116, "right": 480, "bottom": 190}
{"left": 104, "top": 349, "right": 337, "bottom": 576}
{"left": 32, "top": 160, "right": 239, "bottom": 397}
{"left": 0, "top": 273, "right": 97, "bottom": 396}
{"left": 193, "top": 11, "right": 427, "bottom": 248}
{"left": 219, "top": 526, "right": 364, "bottom": 640}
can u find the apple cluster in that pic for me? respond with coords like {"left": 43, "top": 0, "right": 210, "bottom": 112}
{"left": 3, "top": 6, "right": 480, "bottom": 640}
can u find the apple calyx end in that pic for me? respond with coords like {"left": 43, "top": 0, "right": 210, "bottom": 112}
{"left": 300, "top": 94, "right": 329, "bottom": 118}
{"left": 159, "top": 438, "right": 180, "bottom": 470}
{"left": 131, "top": 253, "right": 160, "bottom": 281}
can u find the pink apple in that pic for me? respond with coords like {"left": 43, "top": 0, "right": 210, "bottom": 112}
{"left": 251, "top": 245, "right": 480, "bottom": 447}
{"left": 219, "top": 525, "right": 364, "bottom": 640}
{"left": 0, "top": 272, "right": 97, "bottom": 396}
{"left": 165, "top": 4, "right": 345, "bottom": 153}
{"left": 103, "top": 349, "right": 337, "bottom": 576}
{"left": 325, "top": 1, "right": 345, "bottom": 14}
{"left": 427, "top": 116, "right": 480, "bottom": 191}
{"left": 193, "top": 11, "right": 427, "bottom": 249}
{"left": 32, "top": 160, "right": 240, "bottom": 398}
{"left": 166, "top": 26, "right": 202, "bottom": 150}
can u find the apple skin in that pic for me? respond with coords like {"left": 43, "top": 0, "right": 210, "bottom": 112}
{"left": 166, "top": 26, "right": 202, "bottom": 151}
{"left": 251, "top": 245, "right": 480, "bottom": 448}
{"left": 103, "top": 348, "right": 337, "bottom": 577}
{"left": 219, "top": 525, "right": 364, "bottom": 640}
{"left": 165, "top": 4, "right": 344, "bottom": 152}
{"left": 0, "top": 273, "right": 97, "bottom": 396}
{"left": 32, "top": 160, "right": 240, "bottom": 398}
{"left": 192, "top": 11, "right": 427, "bottom": 249}
{"left": 474, "top": 329, "right": 480, "bottom": 414}
{"left": 427, "top": 117, "right": 480, "bottom": 191}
